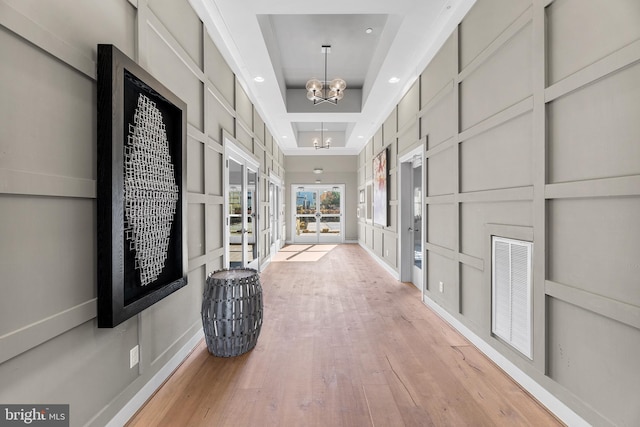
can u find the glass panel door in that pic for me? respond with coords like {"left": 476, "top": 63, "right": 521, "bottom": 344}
{"left": 412, "top": 162, "right": 423, "bottom": 287}
{"left": 319, "top": 189, "right": 341, "bottom": 238}
{"left": 228, "top": 158, "right": 243, "bottom": 268}
{"left": 295, "top": 189, "right": 318, "bottom": 242}
{"left": 246, "top": 168, "right": 258, "bottom": 267}
{"left": 268, "top": 179, "right": 282, "bottom": 256}
{"left": 293, "top": 185, "right": 344, "bottom": 244}
{"left": 225, "top": 140, "right": 260, "bottom": 270}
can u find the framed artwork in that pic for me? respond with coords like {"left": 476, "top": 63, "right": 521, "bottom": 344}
{"left": 97, "top": 44, "right": 188, "bottom": 328}
{"left": 373, "top": 148, "right": 388, "bottom": 227}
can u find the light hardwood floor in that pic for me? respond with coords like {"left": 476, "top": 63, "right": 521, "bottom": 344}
{"left": 127, "top": 244, "right": 562, "bottom": 426}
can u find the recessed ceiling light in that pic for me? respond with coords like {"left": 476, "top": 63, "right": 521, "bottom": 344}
{"left": 358, "top": 135, "right": 364, "bottom": 139}
{"left": 254, "top": 76, "right": 264, "bottom": 82}
{"left": 365, "top": 28, "right": 373, "bottom": 34}
{"left": 282, "top": 135, "right": 287, "bottom": 139}
{"left": 388, "top": 77, "right": 400, "bottom": 84}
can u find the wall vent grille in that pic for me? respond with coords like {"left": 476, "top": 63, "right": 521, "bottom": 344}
{"left": 492, "top": 236, "right": 533, "bottom": 359}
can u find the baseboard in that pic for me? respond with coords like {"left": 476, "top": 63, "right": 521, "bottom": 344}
{"left": 105, "top": 328, "right": 204, "bottom": 427}
{"left": 358, "top": 241, "right": 400, "bottom": 280}
{"left": 422, "top": 296, "right": 589, "bottom": 427}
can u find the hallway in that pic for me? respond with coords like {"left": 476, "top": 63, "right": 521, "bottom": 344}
{"left": 127, "top": 244, "right": 561, "bottom": 426}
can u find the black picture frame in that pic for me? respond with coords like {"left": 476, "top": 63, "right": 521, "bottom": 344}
{"left": 97, "top": 44, "right": 188, "bottom": 328}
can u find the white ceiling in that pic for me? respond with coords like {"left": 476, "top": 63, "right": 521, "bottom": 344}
{"left": 189, "top": 0, "right": 475, "bottom": 155}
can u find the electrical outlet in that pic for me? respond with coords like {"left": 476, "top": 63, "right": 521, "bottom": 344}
{"left": 439, "top": 281, "right": 444, "bottom": 292}
{"left": 130, "top": 345, "right": 139, "bottom": 369}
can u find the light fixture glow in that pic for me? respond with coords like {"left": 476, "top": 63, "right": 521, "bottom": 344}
{"left": 313, "top": 122, "right": 331, "bottom": 150}
{"left": 253, "top": 76, "right": 264, "bottom": 82}
{"left": 313, "top": 168, "right": 323, "bottom": 174}
{"left": 388, "top": 77, "right": 400, "bottom": 84}
{"left": 306, "top": 45, "right": 346, "bottom": 105}
{"left": 365, "top": 27, "right": 373, "bottom": 34}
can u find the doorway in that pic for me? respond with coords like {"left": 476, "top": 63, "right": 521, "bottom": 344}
{"left": 225, "top": 139, "right": 260, "bottom": 270}
{"left": 292, "top": 184, "right": 344, "bottom": 244}
{"left": 399, "top": 148, "right": 424, "bottom": 290}
{"left": 269, "top": 172, "right": 283, "bottom": 257}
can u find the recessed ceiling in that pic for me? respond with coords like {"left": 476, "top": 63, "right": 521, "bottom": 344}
{"left": 190, "top": 0, "right": 476, "bottom": 155}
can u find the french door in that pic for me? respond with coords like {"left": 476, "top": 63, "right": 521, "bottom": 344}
{"left": 225, "top": 141, "right": 259, "bottom": 270}
{"left": 292, "top": 184, "right": 344, "bottom": 244}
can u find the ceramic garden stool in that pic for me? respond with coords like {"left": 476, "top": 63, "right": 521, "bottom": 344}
{"left": 201, "top": 268, "right": 263, "bottom": 357}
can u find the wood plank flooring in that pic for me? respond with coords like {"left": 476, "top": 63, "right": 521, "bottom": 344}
{"left": 127, "top": 244, "right": 562, "bottom": 427}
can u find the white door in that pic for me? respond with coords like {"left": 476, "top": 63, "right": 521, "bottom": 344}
{"left": 225, "top": 141, "right": 260, "bottom": 270}
{"left": 268, "top": 173, "right": 283, "bottom": 256}
{"left": 292, "top": 184, "right": 344, "bottom": 244}
{"left": 399, "top": 149, "right": 423, "bottom": 290}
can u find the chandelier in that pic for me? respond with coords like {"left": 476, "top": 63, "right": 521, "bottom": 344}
{"left": 313, "top": 123, "right": 331, "bottom": 149}
{"left": 306, "top": 45, "right": 346, "bottom": 105}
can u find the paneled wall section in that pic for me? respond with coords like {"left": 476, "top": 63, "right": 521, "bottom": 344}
{"left": 357, "top": 0, "right": 640, "bottom": 425}
{"left": 0, "top": 0, "right": 283, "bottom": 425}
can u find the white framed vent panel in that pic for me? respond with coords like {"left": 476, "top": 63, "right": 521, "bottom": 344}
{"left": 491, "top": 236, "right": 533, "bottom": 359}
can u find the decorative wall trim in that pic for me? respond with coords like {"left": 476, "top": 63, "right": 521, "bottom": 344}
{"left": 459, "top": 252, "right": 484, "bottom": 271}
{"left": 424, "top": 242, "right": 455, "bottom": 259}
{"left": 187, "top": 193, "right": 223, "bottom": 205}
{"left": 188, "top": 248, "right": 225, "bottom": 272}
{"left": 546, "top": 280, "right": 640, "bottom": 331}
{"left": 545, "top": 39, "right": 640, "bottom": 103}
{"left": 425, "top": 136, "right": 455, "bottom": 158}
{"left": 425, "top": 194, "right": 456, "bottom": 204}
{"left": 206, "top": 82, "right": 236, "bottom": 118}
{"left": 145, "top": 11, "right": 205, "bottom": 82}
{"left": 0, "top": 299, "right": 97, "bottom": 364}
{"left": 459, "top": 186, "right": 534, "bottom": 203}
{"left": 458, "top": 96, "right": 533, "bottom": 142}
{"left": 0, "top": 2, "right": 95, "bottom": 79}
{"left": 419, "top": 80, "right": 454, "bottom": 117}
{"left": 458, "top": 6, "right": 533, "bottom": 82}
{"left": 545, "top": 175, "right": 640, "bottom": 199}
{"left": 0, "top": 168, "right": 96, "bottom": 199}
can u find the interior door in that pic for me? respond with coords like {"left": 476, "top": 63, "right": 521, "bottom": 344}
{"left": 269, "top": 178, "right": 282, "bottom": 256}
{"left": 225, "top": 142, "right": 259, "bottom": 270}
{"left": 399, "top": 149, "right": 423, "bottom": 291}
{"left": 411, "top": 160, "right": 423, "bottom": 289}
{"left": 293, "top": 185, "right": 344, "bottom": 244}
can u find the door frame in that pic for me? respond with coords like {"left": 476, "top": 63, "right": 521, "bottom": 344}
{"left": 291, "top": 184, "right": 345, "bottom": 244}
{"left": 398, "top": 146, "right": 425, "bottom": 292}
{"left": 224, "top": 134, "right": 260, "bottom": 270}
{"left": 269, "top": 171, "right": 284, "bottom": 257}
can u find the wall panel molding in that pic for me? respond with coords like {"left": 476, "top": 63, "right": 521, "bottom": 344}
{"left": 458, "top": 96, "right": 533, "bottom": 142}
{"left": 0, "top": 168, "right": 96, "bottom": 199}
{"left": 145, "top": 9, "right": 205, "bottom": 83}
{"left": 545, "top": 39, "right": 640, "bottom": 103}
{"left": 459, "top": 186, "right": 534, "bottom": 203}
{"left": 0, "top": 2, "right": 95, "bottom": 79}
{"left": 546, "top": 280, "right": 640, "bottom": 331}
{"left": 0, "top": 299, "right": 97, "bottom": 364}
{"left": 545, "top": 175, "right": 640, "bottom": 200}
{"left": 459, "top": 253, "right": 484, "bottom": 271}
{"left": 458, "top": 6, "right": 533, "bottom": 82}
{"left": 425, "top": 243, "right": 455, "bottom": 259}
